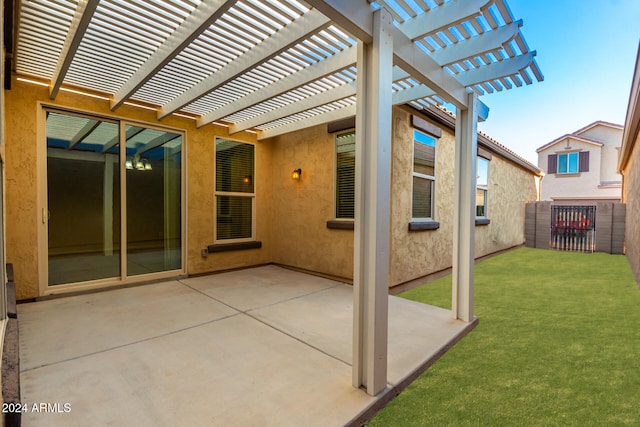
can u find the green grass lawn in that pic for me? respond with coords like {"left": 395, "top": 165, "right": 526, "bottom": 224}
{"left": 369, "top": 247, "right": 640, "bottom": 426}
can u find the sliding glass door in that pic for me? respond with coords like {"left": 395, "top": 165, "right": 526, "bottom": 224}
{"left": 45, "top": 110, "right": 182, "bottom": 287}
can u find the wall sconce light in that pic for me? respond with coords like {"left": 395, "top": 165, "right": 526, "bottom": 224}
{"left": 291, "top": 168, "right": 302, "bottom": 180}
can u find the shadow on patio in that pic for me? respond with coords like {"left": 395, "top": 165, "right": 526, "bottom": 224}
{"left": 18, "top": 265, "right": 474, "bottom": 426}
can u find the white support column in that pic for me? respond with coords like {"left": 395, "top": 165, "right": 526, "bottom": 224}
{"left": 452, "top": 92, "right": 479, "bottom": 322}
{"left": 353, "top": 7, "right": 393, "bottom": 397}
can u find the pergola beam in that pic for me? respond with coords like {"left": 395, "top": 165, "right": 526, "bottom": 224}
{"left": 230, "top": 83, "right": 356, "bottom": 134}
{"left": 306, "top": 0, "right": 479, "bottom": 114}
{"left": 230, "top": 66, "right": 418, "bottom": 134}
{"left": 159, "top": 9, "right": 332, "bottom": 120}
{"left": 110, "top": 0, "right": 236, "bottom": 111}
{"left": 398, "top": 0, "right": 490, "bottom": 41}
{"left": 256, "top": 104, "right": 356, "bottom": 140}
{"left": 197, "top": 45, "right": 357, "bottom": 127}
{"left": 249, "top": 81, "right": 435, "bottom": 138}
{"left": 49, "top": 0, "right": 100, "bottom": 99}
{"left": 430, "top": 20, "right": 522, "bottom": 66}
{"left": 68, "top": 119, "right": 100, "bottom": 150}
{"left": 454, "top": 51, "right": 536, "bottom": 87}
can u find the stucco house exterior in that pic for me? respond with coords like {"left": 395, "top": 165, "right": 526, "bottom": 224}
{"left": 620, "top": 44, "right": 640, "bottom": 286}
{"left": 0, "top": 0, "right": 543, "bottom": 401}
{"left": 537, "top": 121, "right": 623, "bottom": 204}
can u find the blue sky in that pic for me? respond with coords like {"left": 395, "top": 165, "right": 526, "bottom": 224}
{"left": 475, "top": 0, "right": 640, "bottom": 165}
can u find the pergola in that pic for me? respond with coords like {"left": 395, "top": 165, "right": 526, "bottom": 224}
{"left": 12, "top": 0, "right": 542, "bottom": 396}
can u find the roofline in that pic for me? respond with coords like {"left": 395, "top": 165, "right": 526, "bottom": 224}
{"left": 536, "top": 134, "right": 604, "bottom": 153}
{"left": 407, "top": 105, "right": 543, "bottom": 176}
{"left": 573, "top": 120, "right": 624, "bottom": 135}
{"left": 619, "top": 42, "right": 640, "bottom": 173}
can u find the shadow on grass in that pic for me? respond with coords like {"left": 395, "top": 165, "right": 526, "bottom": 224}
{"left": 370, "top": 247, "right": 640, "bottom": 426}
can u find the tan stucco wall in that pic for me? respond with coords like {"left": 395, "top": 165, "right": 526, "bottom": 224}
{"left": 622, "top": 131, "right": 640, "bottom": 284}
{"left": 268, "top": 124, "right": 353, "bottom": 280}
{"left": 5, "top": 79, "right": 272, "bottom": 299}
{"left": 473, "top": 154, "right": 537, "bottom": 258}
{"left": 389, "top": 108, "right": 537, "bottom": 286}
{"left": 5, "top": 79, "right": 539, "bottom": 297}
{"left": 390, "top": 108, "right": 455, "bottom": 285}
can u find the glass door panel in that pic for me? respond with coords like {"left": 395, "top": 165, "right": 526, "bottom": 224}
{"left": 46, "top": 112, "right": 121, "bottom": 285}
{"left": 125, "top": 125, "right": 182, "bottom": 276}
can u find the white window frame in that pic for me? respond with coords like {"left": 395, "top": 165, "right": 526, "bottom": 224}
{"left": 411, "top": 129, "right": 436, "bottom": 221}
{"left": 213, "top": 137, "right": 256, "bottom": 244}
{"left": 557, "top": 152, "right": 579, "bottom": 174}
{"left": 476, "top": 156, "right": 489, "bottom": 218}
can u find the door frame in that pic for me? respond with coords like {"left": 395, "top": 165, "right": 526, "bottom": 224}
{"left": 37, "top": 103, "right": 187, "bottom": 296}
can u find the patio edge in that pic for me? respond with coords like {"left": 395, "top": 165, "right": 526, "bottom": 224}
{"left": 345, "top": 316, "right": 479, "bottom": 427}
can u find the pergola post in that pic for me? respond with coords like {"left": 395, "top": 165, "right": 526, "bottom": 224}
{"left": 352, "top": 7, "right": 393, "bottom": 396}
{"left": 452, "top": 91, "right": 479, "bottom": 322}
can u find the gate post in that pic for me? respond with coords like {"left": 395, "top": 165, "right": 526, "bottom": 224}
{"left": 535, "top": 201, "right": 551, "bottom": 249}
{"left": 595, "top": 202, "right": 613, "bottom": 254}
{"left": 525, "top": 202, "right": 536, "bottom": 248}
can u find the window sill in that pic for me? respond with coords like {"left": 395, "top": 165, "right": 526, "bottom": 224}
{"left": 555, "top": 172, "right": 581, "bottom": 177}
{"left": 408, "top": 221, "right": 440, "bottom": 231}
{"left": 326, "top": 220, "right": 354, "bottom": 230}
{"left": 475, "top": 218, "right": 491, "bottom": 226}
{"left": 207, "top": 241, "right": 262, "bottom": 253}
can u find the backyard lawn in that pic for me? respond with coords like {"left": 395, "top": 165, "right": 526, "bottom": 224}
{"left": 370, "top": 247, "right": 640, "bottom": 426}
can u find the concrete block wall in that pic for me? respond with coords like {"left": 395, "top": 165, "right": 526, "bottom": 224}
{"left": 526, "top": 201, "right": 625, "bottom": 254}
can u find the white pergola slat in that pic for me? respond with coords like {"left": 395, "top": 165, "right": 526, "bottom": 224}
{"left": 158, "top": 8, "right": 332, "bottom": 119}
{"left": 110, "top": 0, "right": 236, "bottom": 111}
{"left": 13, "top": 0, "right": 542, "bottom": 398}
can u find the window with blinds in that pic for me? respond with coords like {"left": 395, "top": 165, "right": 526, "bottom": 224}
{"left": 476, "top": 156, "right": 489, "bottom": 217}
{"left": 215, "top": 138, "right": 255, "bottom": 242}
{"left": 412, "top": 129, "right": 436, "bottom": 219}
{"left": 336, "top": 131, "right": 355, "bottom": 219}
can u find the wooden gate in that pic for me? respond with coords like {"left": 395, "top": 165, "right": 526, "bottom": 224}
{"left": 550, "top": 205, "right": 596, "bottom": 252}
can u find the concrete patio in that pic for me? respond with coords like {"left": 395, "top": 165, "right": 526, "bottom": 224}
{"left": 18, "top": 265, "right": 475, "bottom": 426}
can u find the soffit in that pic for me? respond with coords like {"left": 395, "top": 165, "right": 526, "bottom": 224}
{"left": 15, "top": 0, "right": 542, "bottom": 140}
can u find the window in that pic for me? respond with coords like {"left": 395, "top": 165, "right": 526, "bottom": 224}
{"left": 335, "top": 131, "right": 355, "bottom": 219}
{"left": 548, "top": 152, "right": 589, "bottom": 174}
{"left": 215, "top": 138, "right": 255, "bottom": 242}
{"left": 476, "top": 157, "right": 489, "bottom": 217}
{"left": 412, "top": 130, "right": 436, "bottom": 219}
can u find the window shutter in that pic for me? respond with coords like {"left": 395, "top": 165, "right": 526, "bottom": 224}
{"left": 579, "top": 151, "right": 589, "bottom": 172}
{"left": 548, "top": 154, "right": 557, "bottom": 174}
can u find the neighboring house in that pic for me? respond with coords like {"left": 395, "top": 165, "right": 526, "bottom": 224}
{"left": 536, "top": 121, "right": 624, "bottom": 204}
{"left": 620, "top": 44, "right": 640, "bottom": 286}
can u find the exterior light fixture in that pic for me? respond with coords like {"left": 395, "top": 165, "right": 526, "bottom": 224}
{"left": 291, "top": 168, "right": 302, "bottom": 180}
{"left": 242, "top": 175, "right": 251, "bottom": 184}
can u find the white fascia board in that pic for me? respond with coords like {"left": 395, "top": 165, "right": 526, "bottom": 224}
{"left": 110, "top": 0, "right": 236, "bottom": 111}
{"left": 229, "top": 83, "right": 357, "bottom": 134}
{"left": 454, "top": 51, "right": 536, "bottom": 87}
{"left": 398, "top": 0, "right": 490, "bottom": 41}
{"left": 257, "top": 104, "right": 356, "bottom": 140}
{"left": 49, "top": 0, "right": 100, "bottom": 99}
{"left": 430, "top": 20, "right": 522, "bottom": 66}
{"left": 196, "top": 45, "right": 357, "bottom": 127}
{"left": 159, "top": 9, "right": 332, "bottom": 120}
